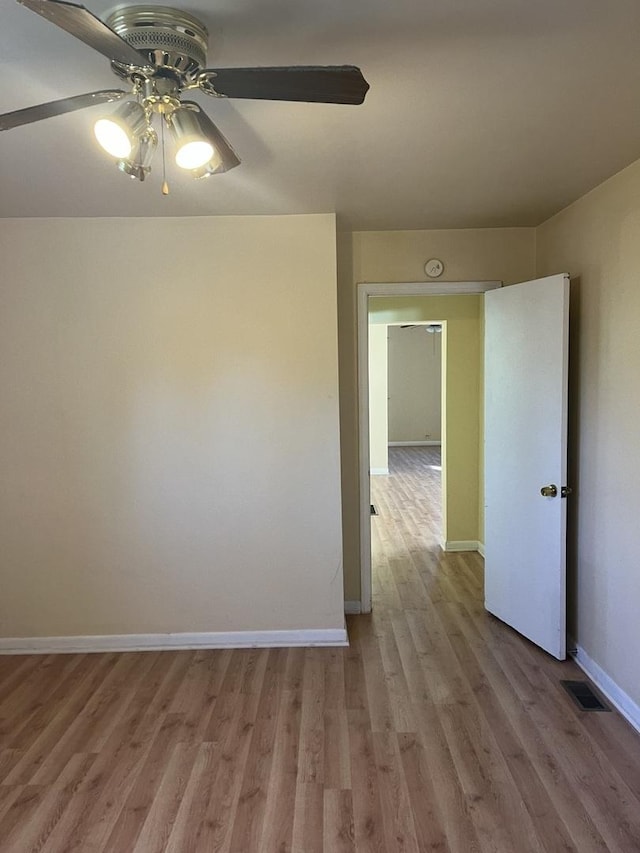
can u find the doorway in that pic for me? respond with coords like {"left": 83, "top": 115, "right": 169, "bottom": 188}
{"left": 369, "top": 322, "right": 443, "bottom": 477}
{"left": 357, "top": 281, "right": 501, "bottom": 613}
{"left": 369, "top": 321, "right": 444, "bottom": 550}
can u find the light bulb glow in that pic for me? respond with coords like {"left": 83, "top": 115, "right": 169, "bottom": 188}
{"left": 175, "top": 139, "right": 214, "bottom": 170}
{"left": 94, "top": 118, "right": 133, "bottom": 159}
{"left": 192, "top": 149, "right": 224, "bottom": 179}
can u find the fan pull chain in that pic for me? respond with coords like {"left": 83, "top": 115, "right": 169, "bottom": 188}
{"left": 161, "top": 117, "right": 169, "bottom": 196}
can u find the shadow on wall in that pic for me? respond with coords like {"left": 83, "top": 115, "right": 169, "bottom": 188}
{"left": 336, "top": 232, "right": 360, "bottom": 598}
{"left": 567, "top": 275, "right": 581, "bottom": 640}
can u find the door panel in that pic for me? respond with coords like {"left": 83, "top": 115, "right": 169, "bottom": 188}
{"left": 484, "top": 274, "right": 569, "bottom": 660}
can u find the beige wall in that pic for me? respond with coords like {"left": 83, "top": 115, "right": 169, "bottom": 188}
{"left": 537, "top": 158, "right": 640, "bottom": 708}
{"left": 338, "top": 228, "right": 536, "bottom": 600}
{"left": 388, "top": 325, "right": 442, "bottom": 443}
{"left": 368, "top": 324, "right": 388, "bottom": 473}
{"left": 0, "top": 214, "right": 344, "bottom": 638}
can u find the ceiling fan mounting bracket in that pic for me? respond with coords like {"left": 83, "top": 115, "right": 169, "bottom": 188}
{"left": 129, "top": 74, "right": 182, "bottom": 115}
{"left": 106, "top": 4, "right": 209, "bottom": 81}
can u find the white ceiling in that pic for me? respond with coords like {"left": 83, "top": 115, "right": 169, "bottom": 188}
{"left": 1, "top": 0, "right": 640, "bottom": 229}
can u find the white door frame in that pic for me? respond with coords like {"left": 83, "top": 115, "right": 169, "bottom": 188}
{"left": 357, "top": 280, "right": 502, "bottom": 614}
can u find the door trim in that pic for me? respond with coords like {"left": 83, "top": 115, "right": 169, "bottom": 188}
{"left": 356, "top": 280, "right": 502, "bottom": 614}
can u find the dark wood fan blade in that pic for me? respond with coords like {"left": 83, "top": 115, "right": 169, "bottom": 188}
{"left": 0, "top": 90, "right": 126, "bottom": 131}
{"left": 198, "top": 66, "right": 369, "bottom": 104}
{"left": 18, "top": 0, "right": 147, "bottom": 66}
{"left": 181, "top": 102, "right": 241, "bottom": 173}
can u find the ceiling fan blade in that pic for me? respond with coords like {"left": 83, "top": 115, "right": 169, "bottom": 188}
{"left": 181, "top": 103, "right": 241, "bottom": 173}
{"left": 0, "top": 89, "right": 126, "bottom": 131}
{"left": 198, "top": 66, "right": 369, "bottom": 105}
{"left": 17, "top": 0, "right": 148, "bottom": 67}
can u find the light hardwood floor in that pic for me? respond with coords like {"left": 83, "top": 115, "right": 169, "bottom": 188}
{"left": 1, "top": 445, "right": 640, "bottom": 851}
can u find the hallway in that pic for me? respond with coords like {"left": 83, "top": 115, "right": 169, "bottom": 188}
{"left": 371, "top": 445, "right": 443, "bottom": 615}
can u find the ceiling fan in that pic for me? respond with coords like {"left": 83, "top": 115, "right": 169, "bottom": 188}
{"left": 0, "top": 0, "right": 370, "bottom": 187}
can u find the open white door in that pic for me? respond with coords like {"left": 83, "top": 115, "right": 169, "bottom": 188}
{"left": 484, "top": 274, "right": 569, "bottom": 660}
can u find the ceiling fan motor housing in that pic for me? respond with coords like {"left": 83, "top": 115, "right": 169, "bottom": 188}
{"left": 106, "top": 5, "right": 209, "bottom": 77}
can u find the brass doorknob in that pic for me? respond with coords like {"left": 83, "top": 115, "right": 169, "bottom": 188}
{"left": 540, "top": 484, "right": 558, "bottom": 497}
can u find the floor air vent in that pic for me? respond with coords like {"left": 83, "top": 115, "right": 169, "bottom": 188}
{"left": 561, "top": 680, "right": 611, "bottom": 712}
{"left": 370, "top": 504, "right": 378, "bottom": 516}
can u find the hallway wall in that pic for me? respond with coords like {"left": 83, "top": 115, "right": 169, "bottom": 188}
{"left": 388, "top": 325, "right": 442, "bottom": 443}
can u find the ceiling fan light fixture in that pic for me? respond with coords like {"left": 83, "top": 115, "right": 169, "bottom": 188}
{"left": 170, "top": 107, "right": 215, "bottom": 170}
{"left": 117, "top": 126, "right": 158, "bottom": 180}
{"left": 177, "top": 102, "right": 241, "bottom": 175}
{"left": 94, "top": 100, "right": 148, "bottom": 159}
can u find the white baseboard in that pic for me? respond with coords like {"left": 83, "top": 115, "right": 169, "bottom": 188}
{"left": 443, "top": 540, "right": 483, "bottom": 553}
{"left": 569, "top": 641, "right": 640, "bottom": 735}
{"left": 477, "top": 541, "right": 485, "bottom": 558}
{"left": 388, "top": 441, "right": 441, "bottom": 447}
{"left": 344, "top": 600, "right": 362, "bottom": 615}
{"left": 0, "top": 628, "right": 349, "bottom": 655}
{"left": 370, "top": 468, "right": 389, "bottom": 476}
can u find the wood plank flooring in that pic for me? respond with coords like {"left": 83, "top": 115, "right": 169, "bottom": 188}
{"left": 1, "top": 445, "right": 640, "bottom": 851}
